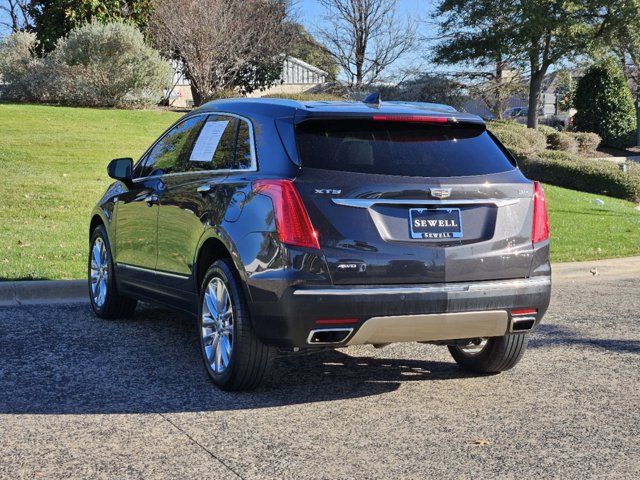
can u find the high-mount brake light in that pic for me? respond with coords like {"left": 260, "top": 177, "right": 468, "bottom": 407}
{"left": 532, "top": 181, "right": 550, "bottom": 243}
{"left": 253, "top": 179, "right": 320, "bottom": 250}
{"left": 372, "top": 115, "right": 450, "bottom": 124}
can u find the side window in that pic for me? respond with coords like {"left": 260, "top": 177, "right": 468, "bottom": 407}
{"left": 135, "top": 116, "right": 205, "bottom": 178}
{"left": 234, "top": 119, "right": 254, "bottom": 169}
{"left": 186, "top": 115, "right": 238, "bottom": 171}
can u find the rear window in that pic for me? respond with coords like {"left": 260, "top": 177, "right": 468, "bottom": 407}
{"left": 296, "top": 120, "right": 515, "bottom": 177}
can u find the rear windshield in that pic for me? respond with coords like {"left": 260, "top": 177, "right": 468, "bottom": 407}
{"left": 296, "top": 120, "right": 515, "bottom": 177}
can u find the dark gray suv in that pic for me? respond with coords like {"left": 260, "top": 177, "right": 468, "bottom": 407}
{"left": 89, "top": 98, "right": 551, "bottom": 390}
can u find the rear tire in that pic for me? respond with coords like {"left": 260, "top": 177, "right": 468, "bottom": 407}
{"left": 198, "top": 259, "right": 273, "bottom": 391}
{"left": 448, "top": 333, "right": 529, "bottom": 373}
{"left": 88, "top": 225, "right": 137, "bottom": 319}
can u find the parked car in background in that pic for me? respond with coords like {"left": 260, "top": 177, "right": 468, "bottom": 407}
{"left": 503, "top": 106, "right": 530, "bottom": 124}
{"left": 88, "top": 98, "right": 552, "bottom": 391}
{"left": 503, "top": 106, "right": 575, "bottom": 129}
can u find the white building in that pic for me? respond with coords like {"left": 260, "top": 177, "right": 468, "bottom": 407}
{"left": 167, "top": 56, "right": 328, "bottom": 108}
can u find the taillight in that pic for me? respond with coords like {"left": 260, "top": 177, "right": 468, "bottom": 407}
{"left": 532, "top": 181, "right": 550, "bottom": 243}
{"left": 253, "top": 179, "right": 320, "bottom": 250}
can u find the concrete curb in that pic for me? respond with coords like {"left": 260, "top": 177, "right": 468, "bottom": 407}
{"left": 552, "top": 256, "right": 640, "bottom": 283}
{"left": 1, "top": 256, "right": 638, "bottom": 306}
{"left": 0, "top": 280, "right": 87, "bottom": 307}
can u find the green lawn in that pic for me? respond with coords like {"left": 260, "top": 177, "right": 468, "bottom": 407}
{"left": 0, "top": 104, "right": 638, "bottom": 280}
{"left": 0, "top": 104, "right": 181, "bottom": 280}
{"left": 545, "top": 184, "right": 640, "bottom": 262}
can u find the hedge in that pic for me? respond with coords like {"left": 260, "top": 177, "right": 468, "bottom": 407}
{"left": 488, "top": 120, "right": 547, "bottom": 155}
{"left": 516, "top": 151, "right": 640, "bottom": 202}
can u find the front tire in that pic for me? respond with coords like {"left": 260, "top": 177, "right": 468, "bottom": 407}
{"left": 198, "top": 259, "right": 273, "bottom": 391}
{"left": 448, "top": 333, "right": 530, "bottom": 373}
{"left": 88, "top": 225, "right": 137, "bottom": 319}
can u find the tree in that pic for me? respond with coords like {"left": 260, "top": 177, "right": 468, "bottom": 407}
{"left": 0, "top": 0, "right": 32, "bottom": 32}
{"left": 379, "top": 74, "right": 467, "bottom": 110}
{"left": 151, "top": 0, "right": 293, "bottom": 105}
{"left": 318, "top": 0, "right": 416, "bottom": 88}
{"left": 434, "top": 0, "right": 600, "bottom": 128}
{"left": 573, "top": 59, "right": 637, "bottom": 148}
{"left": 288, "top": 24, "right": 339, "bottom": 80}
{"left": 28, "top": 0, "right": 155, "bottom": 53}
{"left": 433, "top": 0, "right": 521, "bottom": 118}
{"left": 595, "top": 0, "right": 640, "bottom": 97}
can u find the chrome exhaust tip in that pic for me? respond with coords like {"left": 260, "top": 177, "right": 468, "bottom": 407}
{"left": 307, "top": 328, "right": 354, "bottom": 345}
{"left": 510, "top": 316, "right": 536, "bottom": 332}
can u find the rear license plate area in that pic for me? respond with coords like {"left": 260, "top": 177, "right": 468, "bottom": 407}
{"left": 409, "top": 208, "right": 463, "bottom": 239}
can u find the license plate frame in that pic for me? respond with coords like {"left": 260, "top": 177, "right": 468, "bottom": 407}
{"left": 409, "top": 208, "right": 463, "bottom": 239}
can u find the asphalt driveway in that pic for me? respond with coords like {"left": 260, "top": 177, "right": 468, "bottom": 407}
{"left": 0, "top": 272, "right": 638, "bottom": 479}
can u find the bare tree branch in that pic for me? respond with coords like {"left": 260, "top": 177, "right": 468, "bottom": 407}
{"left": 318, "top": 0, "right": 416, "bottom": 88}
{"left": 151, "top": 0, "right": 293, "bottom": 105}
{"left": 0, "top": 0, "right": 31, "bottom": 32}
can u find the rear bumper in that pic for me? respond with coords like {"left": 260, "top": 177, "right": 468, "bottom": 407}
{"left": 249, "top": 276, "right": 551, "bottom": 347}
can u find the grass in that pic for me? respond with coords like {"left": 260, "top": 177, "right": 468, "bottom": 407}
{"left": 0, "top": 104, "right": 638, "bottom": 280}
{"left": 544, "top": 184, "right": 640, "bottom": 262}
{"left": 0, "top": 104, "right": 181, "bottom": 280}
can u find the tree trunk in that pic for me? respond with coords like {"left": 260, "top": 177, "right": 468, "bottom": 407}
{"left": 527, "top": 70, "right": 545, "bottom": 129}
{"left": 494, "top": 61, "right": 505, "bottom": 119}
{"left": 190, "top": 83, "right": 203, "bottom": 107}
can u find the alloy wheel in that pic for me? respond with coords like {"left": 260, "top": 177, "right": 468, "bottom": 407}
{"left": 459, "top": 338, "right": 488, "bottom": 355}
{"left": 201, "top": 278, "right": 234, "bottom": 374}
{"left": 89, "top": 237, "right": 109, "bottom": 307}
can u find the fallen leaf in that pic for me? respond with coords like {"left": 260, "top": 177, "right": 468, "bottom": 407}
{"left": 473, "top": 439, "right": 490, "bottom": 446}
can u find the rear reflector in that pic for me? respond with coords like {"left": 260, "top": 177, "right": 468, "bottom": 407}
{"left": 315, "top": 318, "right": 359, "bottom": 325}
{"left": 372, "top": 115, "right": 450, "bottom": 124}
{"left": 532, "top": 181, "right": 550, "bottom": 243}
{"left": 253, "top": 179, "right": 320, "bottom": 250}
{"left": 511, "top": 308, "right": 537, "bottom": 316}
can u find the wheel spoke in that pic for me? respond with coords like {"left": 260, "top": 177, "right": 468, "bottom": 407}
{"left": 221, "top": 334, "right": 232, "bottom": 360}
{"left": 215, "top": 340, "right": 223, "bottom": 371}
{"left": 202, "top": 313, "right": 216, "bottom": 327}
{"left": 92, "top": 243, "right": 101, "bottom": 266}
{"left": 204, "top": 291, "right": 217, "bottom": 317}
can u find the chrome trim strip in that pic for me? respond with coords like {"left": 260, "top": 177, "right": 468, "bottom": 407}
{"left": 292, "top": 276, "right": 550, "bottom": 296}
{"left": 306, "top": 328, "right": 354, "bottom": 345}
{"left": 118, "top": 263, "right": 190, "bottom": 280}
{"left": 331, "top": 198, "right": 520, "bottom": 208}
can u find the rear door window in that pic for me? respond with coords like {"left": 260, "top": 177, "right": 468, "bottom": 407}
{"left": 186, "top": 114, "right": 238, "bottom": 172}
{"left": 135, "top": 115, "right": 206, "bottom": 178}
{"left": 296, "top": 120, "right": 515, "bottom": 177}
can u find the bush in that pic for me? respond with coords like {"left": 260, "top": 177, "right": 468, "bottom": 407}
{"left": 263, "top": 92, "right": 345, "bottom": 101}
{"left": 0, "top": 32, "right": 49, "bottom": 102}
{"left": 48, "top": 21, "right": 173, "bottom": 107}
{"left": 547, "top": 131, "right": 578, "bottom": 153}
{"left": 573, "top": 131, "right": 601, "bottom": 153}
{"left": 536, "top": 124, "right": 558, "bottom": 139}
{"left": 517, "top": 150, "right": 640, "bottom": 202}
{"left": 573, "top": 59, "right": 637, "bottom": 148}
{"left": 488, "top": 120, "right": 547, "bottom": 155}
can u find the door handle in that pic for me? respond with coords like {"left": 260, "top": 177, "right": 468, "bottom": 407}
{"left": 197, "top": 184, "right": 213, "bottom": 195}
{"left": 145, "top": 194, "right": 159, "bottom": 206}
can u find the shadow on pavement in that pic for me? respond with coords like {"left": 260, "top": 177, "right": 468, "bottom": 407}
{"left": 0, "top": 303, "right": 472, "bottom": 415}
{"left": 529, "top": 324, "right": 640, "bottom": 354}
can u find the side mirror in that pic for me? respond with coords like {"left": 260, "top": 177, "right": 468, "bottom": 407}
{"left": 107, "top": 157, "right": 133, "bottom": 183}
